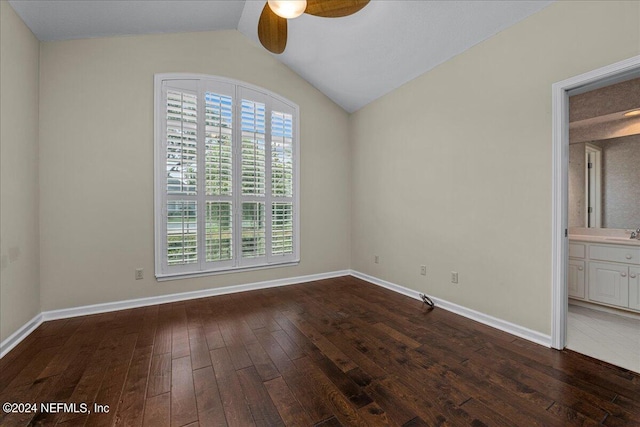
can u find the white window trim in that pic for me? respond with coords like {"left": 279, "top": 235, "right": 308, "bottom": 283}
{"left": 154, "top": 73, "right": 300, "bottom": 280}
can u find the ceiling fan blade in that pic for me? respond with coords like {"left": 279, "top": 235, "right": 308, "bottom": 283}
{"left": 258, "top": 2, "right": 287, "bottom": 54}
{"left": 304, "top": 0, "right": 370, "bottom": 18}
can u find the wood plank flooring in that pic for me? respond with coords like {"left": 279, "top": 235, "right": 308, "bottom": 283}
{"left": 1, "top": 276, "right": 639, "bottom": 426}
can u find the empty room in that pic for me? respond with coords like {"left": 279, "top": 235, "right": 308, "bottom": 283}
{"left": 1, "top": 0, "right": 639, "bottom": 426}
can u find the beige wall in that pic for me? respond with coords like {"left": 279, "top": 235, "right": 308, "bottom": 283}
{"left": 0, "top": 1, "right": 41, "bottom": 342}
{"left": 38, "top": 30, "right": 350, "bottom": 311}
{"left": 350, "top": 1, "right": 640, "bottom": 335}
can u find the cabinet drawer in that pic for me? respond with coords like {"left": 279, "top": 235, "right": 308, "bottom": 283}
{"left": 589, "top": 245, "right": 640, "bottom": 265}
{"left": 569, "top": 243, "right": 585, "bottom": 259}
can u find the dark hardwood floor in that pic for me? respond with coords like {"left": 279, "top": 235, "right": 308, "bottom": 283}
{"left": 1, "top": 276, "right": 639, "bottom": 426}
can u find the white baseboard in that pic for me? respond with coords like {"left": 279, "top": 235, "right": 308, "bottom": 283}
{"left": 350, "top": 270, "right": 552, "bottom": 348}
{"left": 1, "top": 270, "right": 349, "bottom": 358}
{"left": 0, "top": 313, "right": 44, "bottom": 358}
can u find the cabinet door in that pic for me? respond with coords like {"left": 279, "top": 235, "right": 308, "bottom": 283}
{"left": 568, "top": 259, "right": 585, "bottom": 299}
{"left": 588, "top": 262, "right": 629, "bottom": 307}
{"left": 629, "top": 266, "right": 640, "bottom": 311}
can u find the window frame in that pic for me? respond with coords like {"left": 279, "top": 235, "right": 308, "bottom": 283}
{"left": 154, "top": 73, "right": 300, "bottom": 280}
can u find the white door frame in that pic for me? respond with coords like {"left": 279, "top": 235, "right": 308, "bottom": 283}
{"left": 551, "top": 55, "right": 640, "bottom": 350}
{"left": 584, "top": 143, "right": 602, "bottom": 228}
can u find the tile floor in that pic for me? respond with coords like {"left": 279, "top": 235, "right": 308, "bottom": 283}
{"left": 567, "top": 303, "right": 640, "bottom": 373}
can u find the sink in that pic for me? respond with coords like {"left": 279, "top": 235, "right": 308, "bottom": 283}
{"left": 602, "top": 237, "right": 640, "bottom": 245}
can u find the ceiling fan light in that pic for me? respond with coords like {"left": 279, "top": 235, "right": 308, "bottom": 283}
{"left": 268, "top": 0, "right": 307, "bottom": 19}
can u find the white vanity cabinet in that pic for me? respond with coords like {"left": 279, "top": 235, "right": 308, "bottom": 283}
{"left": 568, "top": 243, "right": 586, "bottom": 300}
{"left": 568, "top": 239, "right": 640, "bottom": 313}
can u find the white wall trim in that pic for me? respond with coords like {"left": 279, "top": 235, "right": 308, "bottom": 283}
{"left": 350, "top": 270, "right": 552, "bottom": 348}
{"left": 551, "top": 55, "right": 640, "bottom": 350}
{"left": 1, "top": 270, "right": 349, "bottom": 358}
{"left": 0, "top": 313, "right": 44, "bottom": 358}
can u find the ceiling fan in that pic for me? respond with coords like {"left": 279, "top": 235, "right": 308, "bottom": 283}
{"left": 258, "top": 0, "right": 370, "bottom": 54}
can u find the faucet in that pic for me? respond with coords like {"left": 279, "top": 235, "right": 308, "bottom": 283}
{"left": 631, "top": 228, "right": 640, "bottom": 240}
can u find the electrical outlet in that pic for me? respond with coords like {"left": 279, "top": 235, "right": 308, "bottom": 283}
{"left": 135, "top": 268, "right": 144, "bottom": 280}
{"left": 451, "top": 271, "right": 458, "bottom": 284}
{"left": 420, "top": 265, "right": 427, "bottom": 276}
{"left": 374, "top": 255, "right": 379, "bottom": 264}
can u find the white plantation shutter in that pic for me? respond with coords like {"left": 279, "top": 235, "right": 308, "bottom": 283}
{"left": 164, "top": 81, "right": 199, "bottom": 273}
{"left": 202, "top": 83, "right": 235, "bottom": 270}
{"left": 167, "top": 200, "right": 197, "bottom": 265}
{"left": 155, "top": 74, "right": 299, "bottom": 279}
{"left": 238, "top": 88, "right": 268, "bottom": 267}
{"left": 205, "top": 201, "right": 232, "bottom": 262}
{"left": 241, "top": 202, "right": 266, "bottom": 259}
{"left": 166, "top": 90, "right": 198, "bottom": 195}
{"left": 205, "top": 92, "right": 233, "bottom": 197}
{"left": 272, "top": 202, "right": 293, "bottom": 255}
{"left": 270, "top": 103, "right": 295, "bottom": 258}
{"left": 240, "top": 99, "right": 266, "bottom": 196}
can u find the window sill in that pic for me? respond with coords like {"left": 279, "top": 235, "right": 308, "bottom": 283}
{"left": 155, "top": 260, "right": 300, "bottom": 282}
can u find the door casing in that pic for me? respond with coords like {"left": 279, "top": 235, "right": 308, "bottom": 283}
{"left": 550, "top": 55, "right": 640, "bottom": 350}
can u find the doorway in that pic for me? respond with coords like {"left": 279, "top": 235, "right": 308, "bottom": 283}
{"left": 551, "top": 55, "right": 640, "bottom": 357}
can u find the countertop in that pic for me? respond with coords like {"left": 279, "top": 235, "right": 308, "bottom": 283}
{"left": 569, "top": 234, "right": 640, "bottom": 247}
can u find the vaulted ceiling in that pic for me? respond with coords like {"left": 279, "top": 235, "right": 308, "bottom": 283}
{"left": 8, "top": 0, "right": 553, "bottom": 112}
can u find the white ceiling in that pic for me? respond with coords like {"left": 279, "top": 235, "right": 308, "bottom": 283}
{"left": 8, "top": 0, "right": 247, "bottom": 40}
{"left": 8, "top": 0, "right": 553, "bottom": 113}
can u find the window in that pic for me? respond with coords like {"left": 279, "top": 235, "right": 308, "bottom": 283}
{"left": 154, "top": 74, "right": 299, "bottom": 279}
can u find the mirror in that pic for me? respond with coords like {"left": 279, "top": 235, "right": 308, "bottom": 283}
{"left": 568, "top": 77, "right": 640, "bottom": 231}
{"left": 569, "top": 135, "right": 640, "bottom": 229}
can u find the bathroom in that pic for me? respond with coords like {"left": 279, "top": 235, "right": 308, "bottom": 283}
{"left": 567, "top": 77, "right": 640, "bottom": 373}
